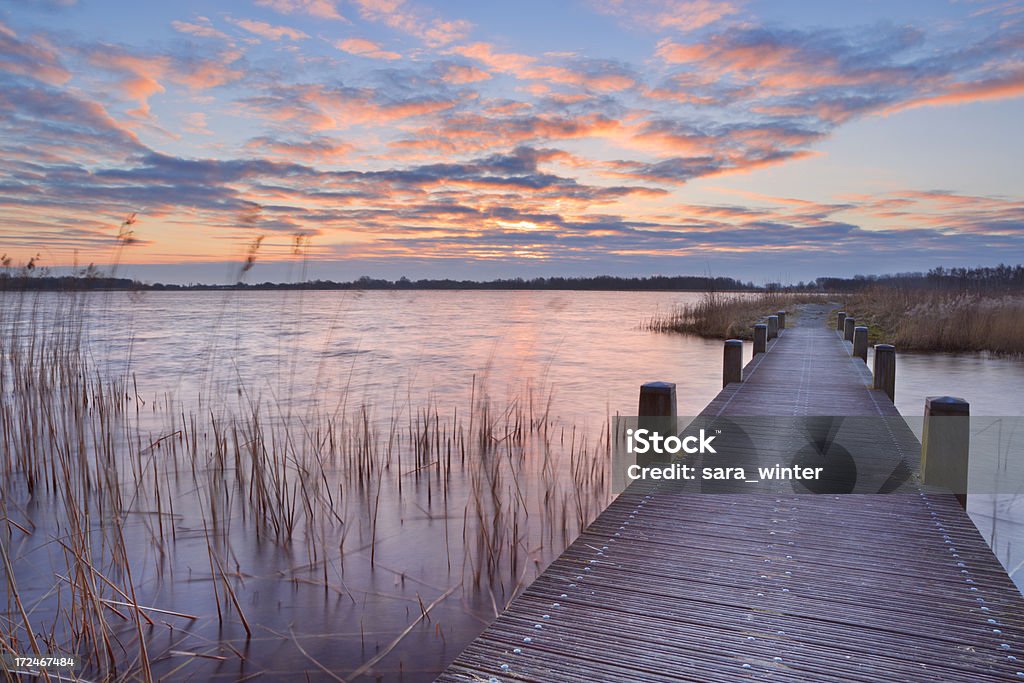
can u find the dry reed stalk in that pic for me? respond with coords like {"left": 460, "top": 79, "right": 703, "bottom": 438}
{"left": 647, "top": 291, "right": 824, "bottom": 339}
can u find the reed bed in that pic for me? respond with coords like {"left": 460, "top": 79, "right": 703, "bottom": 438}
{"left": 645, "top": 291, "right": 825, "bottom": 339}
{"left": 840, "top": 287, "right": 1024, "bottom": 354}
{"left": 0, "top": 290, "right": 612, "bottom": 681}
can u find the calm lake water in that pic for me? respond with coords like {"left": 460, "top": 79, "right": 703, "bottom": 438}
{"left": 3, "top": 290, "right": 1023, "bottom": 680}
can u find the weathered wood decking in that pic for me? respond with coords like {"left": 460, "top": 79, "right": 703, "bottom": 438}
{"left": 440, "top": 305, "right": 1024, "bottom": 682}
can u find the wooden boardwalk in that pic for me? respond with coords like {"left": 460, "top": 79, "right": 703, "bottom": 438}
{"left": 440, "top": 305, "right": 1024, "bottom": 682}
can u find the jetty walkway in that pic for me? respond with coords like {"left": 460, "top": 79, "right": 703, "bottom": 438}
{"left": 440, "top": 305, "right": 1024, "bottom": 682}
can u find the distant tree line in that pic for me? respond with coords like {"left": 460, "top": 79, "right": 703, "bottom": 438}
{"left": 803, "top": 264, "right": 1024, "bottom": 294}
{"left": 4, "top": 264, "right": 1024, "bottom": 293}
{"left": 1, "top": 273, "right": 758, "bottom": 292}
{"left": 0, "top": 274, "right": 137, "bottom": 290}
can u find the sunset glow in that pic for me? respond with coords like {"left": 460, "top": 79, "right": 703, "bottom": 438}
{"left": 1, "top": 0, "right": 1022, "bottom": 283}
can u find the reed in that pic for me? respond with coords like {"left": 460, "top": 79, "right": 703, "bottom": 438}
{"left": 0, "top": 289, "right": 613, "bottom": 680}
{"left": 840, "top": 287, "right": 1024, "bottom": 354}
{"left": 646, "top": 291, "right": 824, "bottom": 339}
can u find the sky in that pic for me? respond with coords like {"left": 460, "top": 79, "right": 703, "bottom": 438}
{"left": 0, "top": 0, "right": 1022, "bottom": 285}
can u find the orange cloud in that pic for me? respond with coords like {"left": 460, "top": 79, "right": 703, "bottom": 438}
{"left": 80, "top": 46, "right": 244, "bottom": 118}
{"left": 886, "top": 69, "right": 1024, "bottom": 113}
{"left": 94, "top": 52, "right": 168, "bottom": 116}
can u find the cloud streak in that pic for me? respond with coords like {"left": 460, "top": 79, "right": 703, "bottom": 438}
{"left": 0, "top": 1, "right": 1022, "bottom": 278}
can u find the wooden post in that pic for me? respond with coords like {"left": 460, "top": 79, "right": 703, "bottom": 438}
{"left": 723, "top": 340, "right": 743, "bottom": 387}
{"left": 922, "top": 396, "right": 970, "bottom": 509}
{"left": 776, "top": 310, "right": 786, "bottom": 330}
{"left": 843, "top": 317, "right": 856, "bottom": 342}
{"left": 639, "top": 381, "right": 676, "bottom": 418}
{"left": 852, "top": 326, "right": 868, "bottom": 362}
{"left": 873, "top": 344, "right": 896, "bottom": 401}
{"left": 638, "top": 382, "right": 677, "bottom": 466}
{"left": 837, "top": 311, "right": 847, "bottom": 331}
{"left": 767, "top": 315, "right": 779, "bottom": 340}
{"left": 753, "top": 324, "right": 767, "bottom": 356}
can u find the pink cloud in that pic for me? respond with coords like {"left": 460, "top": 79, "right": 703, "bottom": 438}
{"left": 245, "top": 135, "right": 355, "bottom": 162}
{"left": 593, "top": 0, "right": 739, "bottom": 33}
{"left": 244, "top": 83, "right": 461, "bottom": 131}
{"left": 255, "top": 0, "right": 345, "bottom": 21}
{"left": 391, "top": 113, "right": 622, "bottom": 155}
{"left": 885, "top": 69, "right": 1024, "bottom": 113}
{"left": 80, "top": 46, "right": 243, "bottom": 117}
{"left": 231, "top": 18, "right": 308, "bottom": 41}
{"left": 171, "top": 18, "right": 230, "bottom": 40}
{"left": 350, "top": 0, "right": 471, "bottom": 47}
{"left": 449, "top": 41, "right": 535, "bottom": 74}
{"left": 449, "top": 42, "right": 636, "bottom": 92}
{"left": 0, "top": 24, "right": 71, "bottom": 86}
{"left": 182, "top": 112, "right": 212, "bottom": 135}
{"left": 841, "top": 190, "right": 1024, "bottom": 236}
{"left": 173, "top": 55, "right": 244, "bottom": 90}
{"left": 440, "top": 63, "right": 492, "bottom": 84}
{"left": 335, "top": 37, "right": 401, "bottom": 60}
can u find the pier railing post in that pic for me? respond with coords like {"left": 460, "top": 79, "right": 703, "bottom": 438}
{"left": 837, "top": 311, "right": 847, "bottom": 331}
{"left": 723, "top": 340, "right": 743, "bottom": 387}
{"left": 873, "top": 344, "right": 896, "bottom": 401}
{"left": 753, "top": 324, "right": 767, "bottom": 356}
{"left": 767, "top": 315, "right": 779, "bottom": 340}
{"left": 776, "top": 310, "right": 786, "bottom": 330}
{"left": 852, "top": 326, "right": 868, "bottom": 362}
{"left": 639, "top": 381, "right": 676, "bottom": 418}
{"left": 922, "top": 396, "right": 970, "bottom": 509}
{"left": 638, "top": 382, "right": 677, "bottom": 467}
{"left": 843, "top": 317, "right": 856, "bottom": 342}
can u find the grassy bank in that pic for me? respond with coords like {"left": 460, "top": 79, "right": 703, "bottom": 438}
{"left": 646, "top": 292, "right": 825, "bottom": 339}
{"left": 839, "top": 288, "right": 1024, "bottom": 355}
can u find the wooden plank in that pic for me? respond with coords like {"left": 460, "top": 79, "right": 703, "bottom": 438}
{"left": 440, "top": 305, "right": 1024, "bottom": 682}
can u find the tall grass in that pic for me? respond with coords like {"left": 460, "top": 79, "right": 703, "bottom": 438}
{"left": 840, "top": 287, "right": 1024, "bottom": 354}
{"left": 0, "top": 291, "right": 612, "bottom": 681}
{"left": 645, "top": 291, "right": 824, "bottom": 339}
